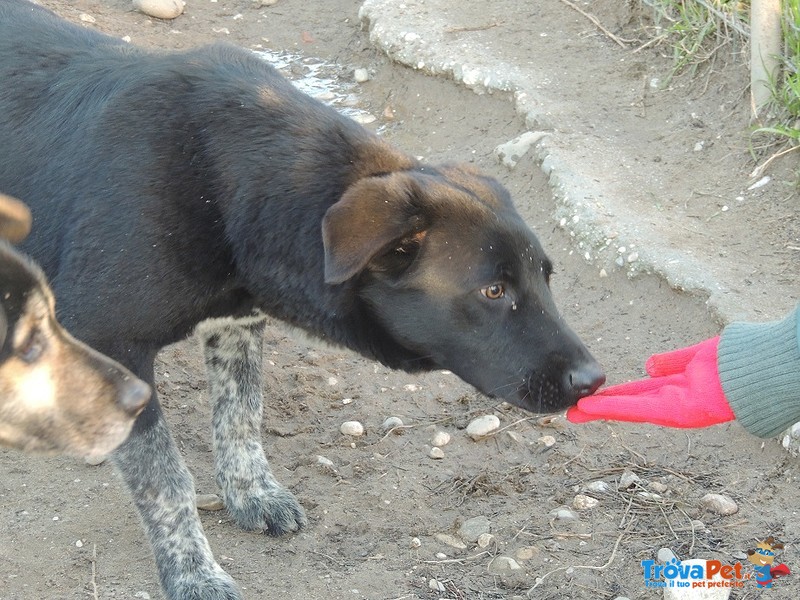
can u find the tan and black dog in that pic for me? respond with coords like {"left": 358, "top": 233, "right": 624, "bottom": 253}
{"left": 0, "top": 1, "right": 604, "bottom": 598}
{"left": 0, "top": 193, "right": 150, "bottom": 456}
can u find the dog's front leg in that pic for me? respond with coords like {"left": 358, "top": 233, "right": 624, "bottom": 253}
{"left": 113, "top": 405, "right": 242, "bottom": 600}
{"left": 199, "top": 316, "right": 307, "bottom": 535}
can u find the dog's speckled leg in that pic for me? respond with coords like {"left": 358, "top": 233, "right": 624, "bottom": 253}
{"left": 113, "top": 417, "right": 242, "bottom": 600}
{"left": 198, "top": 315, "right": 306, "bottom": 535}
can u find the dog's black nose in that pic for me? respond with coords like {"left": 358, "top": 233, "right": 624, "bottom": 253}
{"left": 566, "top": 362, "right": 606, "bottom": 400}
{"left": 117, "top": 377, "right": 151, "bottom": 416}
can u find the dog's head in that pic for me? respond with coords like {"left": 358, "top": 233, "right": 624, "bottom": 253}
{"left": 0, "top": 194, "right": 150, "bottom": 456}
{"left": 323, "top": 165, "right": 605, "bottom": 412}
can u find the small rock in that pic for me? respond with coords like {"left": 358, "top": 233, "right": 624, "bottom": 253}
{"left": 84, "top": 454, "right": 107, "bottom": 466}
{"left": 549, "top": 506, "right": 579, "bottom": 521}
{"left": 488, "top": 556, "right": 523, "bottom": 574}
{"left": 648, "top": 481, "right": 669, "bottom": 494}
{"left": 428, "top": 578, "right": 446, "bottom": 592}
{"left": 132, "top": 0, "right": 185, "bottom": 20}
{"left": 663, "top": 558, "right": 732, "bottom": 600}
{"left": 79, "top": 13, "right": 97, "bottom": 24}
{"left": 477, "top": 533, "right": 495, "bottom": 548}
{"left": 657, "top": 547, "right": 677, "bottom": 563}
{"left": 515, "top": 546, "right": 540, "bottom": 560}
{"left": 409, "top": 537, "right": 421, "bottom": 548}
{"left": 458, "top": 515, "right": 491, "bottom": 542}
{"left": 196, "top": 494, "right": 225, "bottom": 511}
{"left": 351, "top": 113, "right": 376, "bottom": 125}
{"left": 700, "top": 493, "right": 738, "bottom": 516}
{"left": 430, "top": 430, "right": 451, "bottom": 447}
{"left": 466, "top": 414, "right": 500, "bottom": 440}
{"left": 381, "top": 416, "right": 403, "bottom": 432}
{"left": 316, "top": 455, "right": 336, "bottom": 469}
{"left": 618, "top": 470, "right": 641, "bottom": 490}
{"left": 537, "top": 434, "right": 556, "bottom": 448}
{"left": 428, "top": 447, "right": 445, "bottom": 460}
{"left": 494, "top": 131, "right": 548, "bottom": 169}
{"left": 572, "top": 494, "right": 599, "bottom": 510}
{"left": 435, "top": 552, "right": 447, "bottom": 560}
{"left": 627, "top": 251, "right": 639, "bottom": 263}
{"left": 435, "top": 533, "right": 466, "bottom": 549}
{"left": 75, "top": 540, "right": 84, "bottom": 548}
{"left": 353, "top": 68, "right": 370, "bottom": 83}
{"left": 340, "top": 420, "right": 364, "bottom": 436}
{"left": 583, "top": 480, "right": 610, "bottom": 494}
{"left": 599, "top": 268, "right": 608, "bottom": 278}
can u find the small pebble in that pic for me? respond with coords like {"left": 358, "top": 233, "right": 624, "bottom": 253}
{"left": 618, "top": 470, "right": 641, "bottom": 489}
{"left": 477, "top": 533, "right": 495, "bottom": 548}
{"left": 84, "top": 454, "right": 107, "bottom": 466}
{"left": 466, "top": 414, "right": 500, "bottom": 440}
{"left": 75, "top": 540, "right": 84, "bottom": 548}
{"left": 657, "top": 547, "right": 677, "bottom": 563}
{"left": 549, "top": 506, "right": 579, "bottom": 521}
{"left": 316, "top": 455, "right": 335, "bottom": 469}
{"left": 435, "top": 533, "right": 466, "bottom": 549}
{"left": 488, "top": 556, "right": 523, "bottom": 574}
{"left": 132, "top": 0, "right": 185, "bottom": 20}
{"left": 648, "top": 481, "right": 669, "bottom": 494}
{"left": 700, "top": 493, "right": 738, "bottom": 516}
{"left": 572, "top": 494, "right": 599, "bottom": 510}
{"left": 537, "top": 435, "right": 556, "bottom": 448}
{"left": 381, "top": 416, "right": 403, "bottom": 432}
{"left": 430, "top": 430, "right": 451, "bottom": 447}
{"left": 428, "top": 447, "right": 445, "bottom": 460}
{"left": 458, "top": 515, "right": 491, "bottom": 542}
{"left": 409, "top": 537, "right": 421, "bottom": 548}
{"left": 79, "top": 13, "right": 97, "bottom": 23}
{"left": 196, "top": 493, "right": 225, "bottom": 511}
{"left": 340, "top": 421, "right": 364, "bottom": 436}
{"left": 515, "top": 546, "right": 540, "bottom": 560}
{"left": 428, "top": 578, "right": 446, "bottom": 592}
{"left": 353, "top": 68, "right": 370, "bottom": 83}
{"left": 583, "top": 480, "right": 610, "bottom": 493}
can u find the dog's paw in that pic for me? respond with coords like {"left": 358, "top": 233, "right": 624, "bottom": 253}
{"left": 164, "top": 566, "right": 243, "bottom": 600}
{"left": 223, "top": 479, "right": 307, "bottom": 536}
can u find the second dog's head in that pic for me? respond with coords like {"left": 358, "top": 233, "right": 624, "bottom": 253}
{"left": 0, "top": 193, "right": 150, "bottom": 457}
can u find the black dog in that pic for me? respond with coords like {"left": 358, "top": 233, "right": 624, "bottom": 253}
{"left": 0, "top": 1, "right": 604, "bottom": 597}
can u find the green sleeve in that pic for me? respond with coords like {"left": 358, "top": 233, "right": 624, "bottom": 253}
{"left": 717, "top": 305, "right": 800, "bottom": 438}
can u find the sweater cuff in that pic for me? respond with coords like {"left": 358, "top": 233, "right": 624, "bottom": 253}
{"left": 718, "top": 306, "right": 800, "bottom": 438}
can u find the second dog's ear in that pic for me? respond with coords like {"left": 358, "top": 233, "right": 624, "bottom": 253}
{"left": 0, "top": 304, "right": 7, "bottom": 351}
{"left": 322, "top": 173, "right": 427, "bottom": 284}
{"left": 0, "top": 194, "right": 32, "bottom": 244}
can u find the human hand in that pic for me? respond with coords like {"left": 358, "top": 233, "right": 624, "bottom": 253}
{"left": 567, "top": 337, "right": 735, "bottom": 428}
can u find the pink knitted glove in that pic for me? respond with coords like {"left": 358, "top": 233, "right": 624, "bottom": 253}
{"left": 567, "top": 337, "right": 736, "bottom": 428}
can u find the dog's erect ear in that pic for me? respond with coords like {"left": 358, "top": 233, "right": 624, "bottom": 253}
{"left": 0, "top": 194, "right": 32, "bottom": 244}
{"left": 322, "top": 173, "right": 427, "bottom": 284}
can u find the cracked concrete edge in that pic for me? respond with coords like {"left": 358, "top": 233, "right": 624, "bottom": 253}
{"left": 359, "top": 0, "right": 739, "bottom": 324}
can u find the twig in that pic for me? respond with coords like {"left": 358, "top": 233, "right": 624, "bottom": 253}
{"left": 558, "top": 0, "right": 628, "bottom": 48}
{"left": 750, "top": 145, "right": 800, "bottom": 179}
{"left": 444, "top": 21, "right": 504, "bottom": 34}
{"left": 90, "top": 543, "right": 98, "bottom": 600}
{"left": 527, "top": 530, "right": 626, "bottom": 593}
{"left": 423, "top": 550, "right": 492, "bottom": 564}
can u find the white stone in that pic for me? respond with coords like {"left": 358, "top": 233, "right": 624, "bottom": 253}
{"left": 494, "top": 131, "right": 548, "bottom": 168}
{"left": 488, "top": 556, "right": 523, "bottom": 574}
{"left": 663, "top": 558, "right": 731, "bottom": 600}
{"left": 381, "top": 416, "right": 403, "bottom": 431}
{"left": 476, "top": 533, "right": 495, "bottom": 548}
{"left": 549, "top": 506, "right": 579, "bottom": 521}
{"left": 618, "top": 470, "right": 641, "bottom": 489}
{"left": 353, "top": 68, "right": 370, "bottom": 83}
{"left": 572, "top": 494, "right": 599, "bottom": 510}
{"left": 466, "top": 414, "right": 500, "bottom": 440}
{"left": 584, "top": 480, "right": 610, "bottom": 493}
{"left": 340, "top": 421, "right": 365, "bottom": 436}
{"left": 434, "top": 533, "right": 466, "bottom": 549}
{"left": 196, "top": 493, "right": 225, "bottom": 511}
{"left": 430, "top": 430, "right": 451, "bottom": 447}
{"left": 700, "top": 493, "right": 738, "bottom": 516}
{"left": 132, "top": 0, "right": 185, "bottom": 20}
{"left": 428, "top": 447, "right": 444, "bottom": 459}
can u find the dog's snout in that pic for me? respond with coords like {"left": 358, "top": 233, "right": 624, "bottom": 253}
{"left": 566, "top": 362, "right": 606, "bottom": 401}
{"left": 117, "top": 377, "right": 151, "bottom": 416}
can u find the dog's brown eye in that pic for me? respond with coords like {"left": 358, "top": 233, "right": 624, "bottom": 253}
{"left": 17, "top": 329, "right": 45, "bottom": 364}
{"left": 481, "top": 284, "right": 505, "bottom": 300}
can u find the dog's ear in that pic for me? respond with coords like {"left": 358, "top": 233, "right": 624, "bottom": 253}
{"left": 0, "top": 304, "right": 6, "bottom": 350}
{"left": 322, "top": 173, "right": 427, "bottom": 284}
{"left": 0, "top": 194, "right": 32, "bottom": 244}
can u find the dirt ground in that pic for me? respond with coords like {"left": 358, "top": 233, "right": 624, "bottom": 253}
{"left": 0, "top": 1, "right": 798, "bottom": 599}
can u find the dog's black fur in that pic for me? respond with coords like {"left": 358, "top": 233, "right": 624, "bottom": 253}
{"left": 0, "top": 1, "right": 604, "bottom": 598}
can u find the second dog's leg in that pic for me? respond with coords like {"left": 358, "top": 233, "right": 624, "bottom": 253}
{"left": 199, "top": 316, "right": 306, "bottom": 535}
